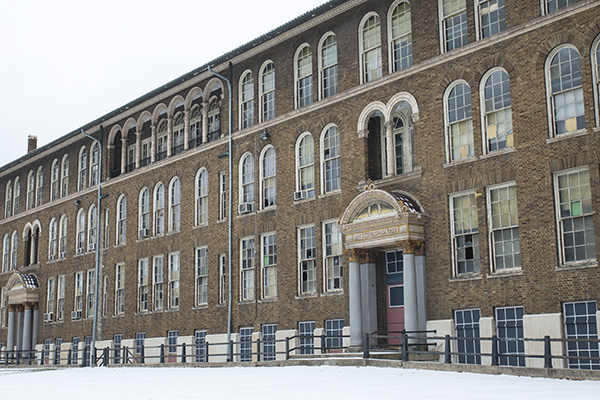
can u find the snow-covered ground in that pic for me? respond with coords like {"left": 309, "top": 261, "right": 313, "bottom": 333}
{"left": 0, "top": 366, "right": 598, "bottom": 399}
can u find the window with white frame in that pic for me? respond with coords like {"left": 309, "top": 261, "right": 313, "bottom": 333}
{"left": 240, "top": 237, "right": 255, "bottom": 301}
{"left": 384, "top": 104, "right": 415, "bottom": 175}
{"left": 240, "top": 327, "right": 253, "bottom": 362}
{"left": 71, "top": 337, "right": 80, "bottom": 365}
{"left": 153, "top": 255, "right": 164, "bottom": 310}
{"left": 563, "top": 300, "right": 600, "bottom": 370}
{"left": 4, "top": 180, "right": 12, "bottom": 218}
{"left": 78, "top": 146, "right": 87, "bottom": 191}
{"left": 260, "top": 146, "right": 276, "bottom": 209}
{"left": 324, "top": 221, "right": 342, "bottom": 291}
{"left": 196, "top": 169, "right": 208, "bottom": 225}
{"left": 488, "top": 184, "right": 520, "bottom": 271}
{"left": 219, "top": 172, "right": 227, "bottom": 221}
{"left": 207, "top": 97, "right": 221, "bottom": 141}
{"left": 481, "top": 68, "right": 513, "bottom": 152}
{"left": 74, "top": 271, "right": 84, "bottom": 317}
{"left": 450, "top": 192, "right": 480, "bottom": 275}
{"left": 544, "top": 0, "right": 577, "bottom": 15}
{"left": 360, "top": 13, "right": 382, "bottom": 83}
{"left": 168, "top": 252, "right": 180, "bottom": 309}
{"left": 138, "top": 258, "right": 149, "bottom": 312}
{"left": 139, "top": 188, "right": 150, "bottom": 238}
{"left": 594, "top": 36, "right": 600, "bottom": 128}
{"left": 260, "top": 61, "right": 276, "bottom": 122}
{"left": 35, "top": 166, "right": 43, "bottom": 207}
{"left": 48, "top": 218, "right": 57, "bottom": 260}
{"left": 113, "top": 334, "right": 123, "bottom": 364}
{"left": 262, "top": 233, "right": 277, "bottom": 299}
{"left": 102, "top": 275, "right": 108, "bottom": 318}
{"left": 240, "top": 71, "right": 254, "bottom": 129}
{"left": 104, "top": 208, "right": 109, "bottom": 249}
{"left": 61, "top": 155, "right": 69, "bottom": 197}
{"left": 195, "top": 330, "right": 207, "bottom": 362}
{"left": 51, "top": 159, "right": 59, "bottom": 201}
{"left": 10, "top": 231, "right": 17, "bottom": 269}
{"left": 127, "top": 144, "right": 136, "bottom": 172}
{"left": 239, "top": 154, "right": 255, "bottom": 213}
{"left": 59, "top": 215, "right": 67, "bottom": 258}
{"left": 46, "top": 277, "right": 56, "bottom": 321}
{"left": 135, "top": 332, "right": 146, "bottom": 359}
{"left": 76, "top": 209, "right": 86, "bottom": 254}
{"left": 445, "top": 81, "right": 474, "bottom": 162}
{"left": 295, "top": 44, "right": 313, "bottom": 108}
{"left": 546, "top": 45, "right": 585, "bottom": 136}
{"left": 321, "top": 125, "right": 341, "bottom": 193}
{"left": 296, "top": 133, "right": 315, "bottom": 199}
{"left": 455, "top": 308, "right": 481, "bottom": 364}
{"left": 172, "top": 113, "right": 184, "bottom": 155}
{"left": 189, "top": 105, "right": 202, "bottom": 148}
{"left": 262, "top": 324, "right": 277, "bottom": 361}
{"left": 554, "top": 168, "right": 596, "bottom": 264}
{"left": 325, "top": 319, "right": 344, "bottom": 349}
{"left": 219, "top": 253, "right": 226, "bottom": 304}
{"left": 195, "top": 247, "right": 208, "bottom": 306}
{"left": 0, "top": 289, "right": 6, "bottom": 328}
{"left": 299, "top": 321, "right": 316, "bottom": 354}
{"left": 13, "top": 177, "right": 20, "bottom": 215}
{"left": 57, "top": 275, "right": 65, "bottom": 321}
{"left": 88, "top": 205, "right": 97, "bottom": 251}
{"left": 299, "top": 225, "right": 316, "bottom": 294}
{"left": 495, "top": 305, "right": 525, "bottom": 367}
{"left": 89, "top": 142, "right": 99, "bottom": 186}
{"left": 169, "top": 178, "right": 180, "bottom": 232}
{"left": 440, "top": 0, "right": 468, "bottom": 52}
{"left": 26, "top": 170, "right": 34, "bottom": 210}
{"left": 168, "top": 330, "right": 179, "bottom": 355}
{"left": 86, "top": 269, "right": 95, "bottom": 318}
{"left": 319, "top": 33, "right": 338, "bottom": 99}
{"left": 2, "top": 234, "right": 9, "bottom": 273}
{"left": 154, "top": 183, "right": 165, "bottom": 235}
{"left": 115, "top": 264, "right": 125, "bottom": 315}
{"left": 389, "top": 1, "right": 412, "bottom": 73}
{"left": 141, "top": 138, "right": 151, "bottom": 166}
{"left": 117, "top": 195, "right": 126, "bottom": 245}
{"left": 156, "top": 120, "right": 168, "bottom": 160}
{"left": 477, "top": 0, "right": 505, "bottom": 39}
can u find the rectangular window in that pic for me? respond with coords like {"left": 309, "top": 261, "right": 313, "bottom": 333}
{"left": 299, "top": 321, "right": 316, "bottom": 355}
{"left": 240, "top": 327, "right": 253, "bottom": 362}
{"left": 153, "top": 255, "right": 164, "bottom": 310}
{"left": 86, "top": 270, "right": 95, "bottom": 319}
{"left": 262, "top": 324, "right": 277, "bottom": 361}
{"left": 102, "top": 275, "right": 108, "bottom": 318}
{"left": 195, "top": 330, "right": 207, "bottom": 363}
{"left": 488, "top": 184, "right": 521, "bottom": 272}
{"left": 495, "top": 306, "right": 525, "bottom": 367}
{"left": 74, "top": 271, "right": 84, "bottom": 316}
{"left": 71, "top": 337, "right": 80, "bottom": 365}
{"left": 325, "top": 319, "right": 344, "bottom": 349}
{"left": 196, "top": 247, "right": 208, "bottom": 306}
{"left": 0, "top": 289, "right": 7, "bottom": 328}
{"left": 57, "top": 275, "right": 65, "bottom": 321}
{"left": 554, "top": 169, "right": 596, "bottom": 264}
{"left": 544, "top": 0, "right": 577, "bottom": 14}
{"left": 261, "top": 233, "right": 277, "bottom": 299}
{"left": 115, "top": 264, "right": 125, "bottom": 315}
{"left": 46, "top": 277, "right": 56, "bottom": 321}
{"left": 127, "top": 144, "right": 136, "bottom": 172}
{"left": 138, "top": 258, "right": 149, "bottom": 312}
{"left": 114, "top": 334, "right": 123, "bottom": 364}
{"left": 219, "top": 253, "right": 227, "bottom": 305}
{"left": 450, "top": 193, "right": 480, "bottom": 275}
{"left": 455, "top": 308, "right": 481, "bottom": 365}
{"left": 299, "top": 225, "right": 316, "bottom": 294}
{"left": 563, "top": 301, "right": 600, "bottom": 370}
{"left": 323, "top": 221, "right": 342, "bottom": 291}
{"left": 168, "top": 330, "right": 179, "bottom": 354}
{"left": 168, "top": 252, "right": 180, "bottom": 309}
{"left": 54, "top": 338, "right": 62, "bottom": 365}
{"left": 241, "top": 237, "right": 255, "bottom": 301}
{"left": 441, "top": 0, "right": 468, "bottom": 52}
{"left": 141, "top": 139, "right": 151, "bottom": 167}
{"left": 478, "top": 0, "right": 505, "bottom": 39}
{"left": 136, "top": 332, "right": 146, "bottom": 359}
{"left": 219, "top": 172, "right": 227, "bottom": 221}
{"left": 44, "top": 338, "right": 51, "bottom": 363}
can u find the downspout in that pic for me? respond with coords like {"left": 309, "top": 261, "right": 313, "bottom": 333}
{"left": 207, "top": 64, "right": 233, "bottom": 361}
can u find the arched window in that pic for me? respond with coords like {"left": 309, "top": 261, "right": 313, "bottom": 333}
{"left": 26, "top": 170, "right": 35, "bottom": 210}
{"left": 440, "top": 0, "right": 468, "bottom": 52}
{"left": 2, "top": 234, "right": 10, "bottom": 272}
{"left": 59, "top": 215, "right": 67, "bottom": 259}
{"left": 207, "top": 97, "right": 221, "bottom": 142}
{"left": 172, "top": 113, "right": 184, "bottom": 155}
{"left": 61, "top": 155, "right": 69, "bottom": 197}
{"left": 169, "top": 178, "right": 181, "bottom": 232}
{"left": 51, "top": 159, "right": 60, "bottom": 201}
{"left": 260, "top": 146, "right": 276, "bottom": 209}
{"left": 546, "top": 45, "right": 585, "bottom": 136}
{"left": 319, "top": 33, "right": 338, "bottom": 99}
{"left": 78, "top": 146, "right": 87, "bottom": 191}
{"left": 295, "top": 133, "right": 315, "bottom": 199}
{"left": 49, "top": 218, "right": 57, "bottom": 260}
{"left": 445, "top": 81, "right": 474, "bottom": 162}
{"left": 481, "top": 68, "right": 512, "bottom": 153}
{"left": 239, "top": 154, "right": 255, "bottom": 214}
{"left": 139, "top": 187, "right": 150, "bottom": 238}
{"left": 156, "top": 120, "right": 168, "bottom": 161}
{"left": 154, "top": 183, "right": 165, "bottom": 235}
{"left": 88, "top": 205, "right": 97, "bottom": 251}
{"left": 389, "top": 1, "right": 412, "bottom": 73}
{"left": 591, "top": 36, "right": 600, "bottom": 128}
{"left": 360, "top": 13, "right": 382, "bottom": 83}
{"left": 196, "top": 169, "right": 208, "bottom": 225}
{"left": 76, "top": 209, "right": 86, "bottom": 254}
{"left": 90, "top": 142, "right": 99, "bottom": 186}
{"left": 260, "top": 61, "right": 276, "bottom": 122}
{"left": 35, "top": 166, "right": 44, "bottom": 207}
{"left": 321, "top": 125, "right": 341, "bottom": 194}
{"left": 4, "top": 180, "right": 12, "bottom": 218}
{"left": 190, "top": 105, "right": 202, "bottom": 148}
{"left": 295, "top": 45, "right": 313, "bottom": 108}
{"left": 10, "top": 231, "right": 18, "bottom": 269}
{"left": 240, "top": 71, "right": 255, "bottom": 129}
{"left": 117, "top": 195, "right": 127, "bottom": 245}
{"left": 13, "top": 177, "right": 20, "bottom": 215}
{"left": 390, "top": 109, "right": 414, "bottom": 174}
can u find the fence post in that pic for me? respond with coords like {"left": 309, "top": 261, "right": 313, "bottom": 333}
{"left": 256, "top": 338, "right": 261, "bottom": 362}
{"left": 321, "top": 334, "right": 326, "bottom": 354}
{"left": 363, "top": 333, "right": 370, "bottom": 359}
{"left": 205, "top": 341, "right": 209, "bottom": 363}
{"left": 491, "top": 335, "right": 499, "bottom": 366}
{"left": 182, "top": 343, "right": 186, "bottom": 363}
{"left": 16, "top": 351, "right": 20, "bottom": 365}
{"left": 285, "top": 337, "right": 290, "bottom": 360}
{"left": 160, "top": 344, "right": 165, "bottom": 364}
{"left": 544, "top": 336, "right": 552, "bottom": 369}
{"left": 444, "top": 335, "right": 451, "bottom": 364}
{"left": 93, "top": 347, "right": 98, "bottom": 366}
{"left": 229, "top": 340, "right": 234, "bottom": 362}
{"left": 140, "top": 345, "right": 145, "bottom": 364}
{"left": 402, "top": 331, "right": 408, "bottom": 362}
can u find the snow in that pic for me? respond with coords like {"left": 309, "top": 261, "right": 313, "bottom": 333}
{"left": 0, "top": 365, "right": 598, "bottom": 399}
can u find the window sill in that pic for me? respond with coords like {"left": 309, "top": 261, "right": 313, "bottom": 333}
{"left": 546, "top": 128, "right": 589, "bottom": 144}
{"left": 318, "top": 189, "right": 342, "bottom": 199}
{"left": 193, "top": 223, "right": 209, "bottom": 230}
{"left": 135, "top": 311, "right": 149, "bottom": 316}
{"left": 166, "top": 230, "right": 181, "bottom": 236}
{"left": 443, "top": 156, "right": 477, "bottom": 169}
{"left": 295, "top": 293, "right": 318, "bottom": 299}
{"left": 113, "top": 314, "right": 125, "bottom": 318}
{"left": 556, "top": 260, "right": 598, "bottom": 271}
{"left": 192, "top": 304, "right": 208, "bottom": 310}
{"left": 449, "top": 273, "right": 482, "bottom": 282}
{"left": 321, "top": 290, "right": 344, "bottom": 297}
{"left": 236, "top": 211, "right": 256, "bottom": 219}
{"left": 293, "top": 196, "right": 316, "bottom": 205}
{"left": 259, "top": 297, "right": 278, "bottom": 303}
{"left": 114, "top": 243, "right": 126, "bottom": 249}
{"left": 593, "top": 127, "right": 600, "bottom": 134}
{"left": 480, "top": 147, "right": 515, "bottom": 159}
{"left": 257, "top": 206, "right": 277, "bottom": 214}
{"left": 238, "top": 300, "right": 256, "bottom": 305}
{"left": 487, "top": 269, "right": 522, "bottom": 279}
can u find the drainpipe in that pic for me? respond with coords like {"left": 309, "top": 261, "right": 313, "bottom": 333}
{"left": 207, "top": 64, "right": 233, "bottom": 361}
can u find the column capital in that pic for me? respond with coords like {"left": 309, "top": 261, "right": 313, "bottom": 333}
{"left": 397, "top": 240, "right": 425, "bottom": 256}
{"left": 384, "top": 121, "right": 394, "bottom": 130}
{"left": 24, "top": 303, "right": 32, "bottom": 310}
{"left": 347, "top": 248, "right": 377, "bottom": 264}
{"left": 357, "top": 129, "right": 369, "bottom": 139}
{"left": 135, "top": 130, "right": 142, "bottom": 137}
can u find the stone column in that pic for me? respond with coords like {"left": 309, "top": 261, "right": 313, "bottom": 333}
{"left": 183, "top": 110, "right": 190, "bottom": 150}
{"left": 202, "top": 101, "right": 209, "bottom": 143}
{"left": 150, "top": 124, "right": 156, "bottom": 163}
{"left": 121, "top": 138, "right": 128, "bottom": 174}
{"left": 415, "top": 247, "right": 427, "bottom": 333}
{"left": 348, "top": 250, "right": 363, "bottom": 349}
{"left": 399, "top": 240, "right": 425, "bottom": 342}
{"left": 166, "top": 117, "right": 173, "bottom": 157}
{"left": 385, "top": 121, "right": 395, "bottom": 177}
{"left": 359, "top": 250, "right": 378, "bottom": 339}
{"left": 7, "top": 305, "right": 16, "bottom": 356}
{"left": 135, "top": 131, "right": 142, "bottom": 168}
{"left": 106, "top": 145, "right": 115, "bottom": 177}
{"left": 16, "top": 306, "right": 24, "bottom": 353}
{"left": 22, "top": 304, "right": 32, "bottom": 357}
{"left": 32, "top": 305, "right": 39, "bottom": 354}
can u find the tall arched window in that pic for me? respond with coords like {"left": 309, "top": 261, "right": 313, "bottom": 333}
{"left": 90, "top": 142, "right": 99, "bottom": 186}
{"left": 360, "top": 13, "right": 382, "bottom": 83}
{"left": 389, "top": 108, "right": 414, "bottom": 175}
{"left": 27, "top": 170, "right": 35, "bottom": 210}
{"left": 2, "top": 234, "right": 9, "bottom": 272}
{"left": 481, "top": 68, "right": 512, "bottom": 153}
{"left": 196, "top": 169, "right": 208, "bottom": 225}
{"left": 593, "top": 36, "right": 600, "bottom": 127}
{"left": 78, "top": 146, "right": 87, "bottom": 191}
{"left": 295, "top": 45, "right": 313, "bottom": 108}
{"left": 239, "top": 154, "right": 255, "bottom": 214}
{"left": 49, "top": 218, "right": 58, "bottom": 260}
{"left": 154, "top": 183, "right": 165, "bottom": 235}
{"left": 319, "top": 33, "right": 338, "bottom": 99}
{"left": 240, "top": 71, "right": 255, "bottom": 129}
{"left": 4, "top": 180, "right": 12, "bottom": 218}
{"left": 13, "top": 177, "right": 20, "bottom": 215}
{"left": 139, "top": 187, "right": 150, "bottom": 238}
{"left": 10, "top": 231, "right": 18, "bottom": 269}
{"left": 445, "top": 81, "right": 474, "bottom": 162}
{"left": 389, "top": 1, "right": 412, "bottom": 73}
{"left": 321, "top": 125, "right": 341, "bottom": 194}
{"left": 88, "top": 205, "right": 97, "bottom": 251}
{"left": 260, "top": 146, "right": 276, "bottom": 209}
{"left": 190, "top": 105, "right": 202, "bottom": 148}
{"left": 117, "top": 195, "right": 127, "bottom": 245}
{"left": 207, "top": 97, "right": 221, "bottom": 142}
{"left": 76, "top": 209, "right": 86, "bottom": 254}
{"left": 260, "top": 61, "right": 276, "bottom": 122}
{"left": 172, "top": 113, "right": 184, "bottom": 155}
{"left": 169, "top": 178, "right": 181, "bottom": 232}
{"left": 156, "top": 120, "right": 168, "bottom": 160}
{"left": 35, "top": 166, "right": 44, "bottom": 207}
{"left": 546, "top": 45, "right": 585, "bottom": 136}
{"left": 59, "top": 215, "right": 67, "bottom": 259}
{"left": 51, "top": 159, "right": 60, "bottom": 201}
{"left": 61, "top": 155, "right": 69, "bottom": 197}
{"left": 295, "top": 133, "right": 315, "bottom": 199}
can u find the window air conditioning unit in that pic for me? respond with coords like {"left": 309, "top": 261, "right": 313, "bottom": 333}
{"left": 294, "top": 189, "right": 313, "bottom": 201}
{"left": 59, "top": 252, "right": 66, "bottom": 259}
{"left": 71, "top": 310, "right": 82, "bottom": 320}
{"left": 238, "top": 203, "right": 254, "bottom": 214}
{"left": 139, "top": 228, "right": 149, "bottom": 238}
{"left": 49, "top": 255, "right": 55, "bottom": 261}
{"left": 43, "top": 312, "right": 54, "bottom": 322}
{"left": 88, "top": 243, "right": 96, "bottom": 251}
{"left": 76, "top": 248, "right": 84, "bottom": 255}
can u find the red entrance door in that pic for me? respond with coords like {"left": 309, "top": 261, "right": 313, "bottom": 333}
{"left": 385, "top": 250, "right": 404, "bottom": 346}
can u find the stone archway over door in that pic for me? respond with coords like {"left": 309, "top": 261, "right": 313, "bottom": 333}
{"left": 338, "top": 183, "right": 426, "bottom": 348}
{"left": 3, "top": 273, "right": 40, "bottom": 359}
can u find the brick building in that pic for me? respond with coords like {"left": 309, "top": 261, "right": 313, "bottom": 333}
{"left": 1, "top": 0, "right": 600, "bottom": 369}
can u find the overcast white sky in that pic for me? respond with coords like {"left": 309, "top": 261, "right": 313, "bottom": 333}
{"left": 0, "top": 0, "right": 328, "bottom": 167}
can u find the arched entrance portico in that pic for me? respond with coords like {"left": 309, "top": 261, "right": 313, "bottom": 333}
{"left": 3, "top": 273, "right": 40, "bottom": 359}
{"left": 338, "top": 182, "right": 426, "bottom": 348}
